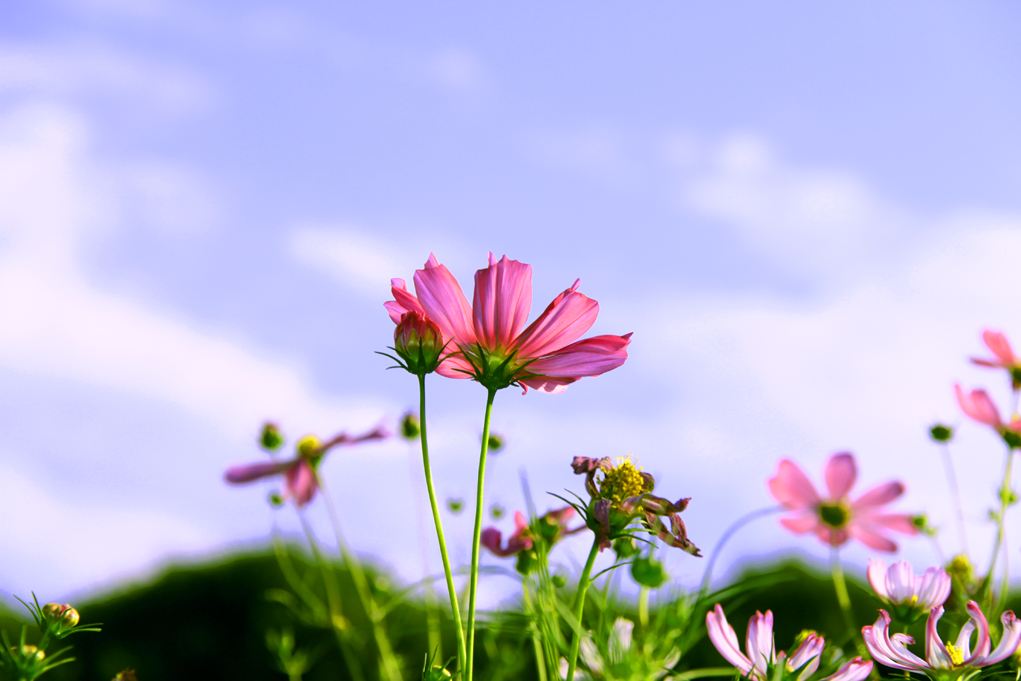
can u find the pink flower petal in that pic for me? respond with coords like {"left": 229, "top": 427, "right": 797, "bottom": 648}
{"left": 413, "top": 254, "right": 476, "bottom": 345}
{"left": 979, "top": 611, "right": 1021, "bottom": 666}
{"left": 436, "top": 353, "right": 475, "bottom": 380}
{"left": 517, "top": 376, "right": 574, "bottom": 393}
{"left": 767, "top": 459, "right": 820, "bottom": 509}
{"left": 824, "top": 452, "right": 857, "bottom": 499}
{"left": 384, "top": 278, "right": 425, "bottom": 324}
{"left": 867, "top": 559, "right": 890, "bottom": 600}
{"left": 286, "top": 459, "right": 318, "bottom": 507}
{"left": 745, "top": 610, "right": 775, "bottom": 675}
{"left": 852, "top": 481, "right": 905, "bottom": 511}
{"left": 472, "top": 254, "right": 533, "bottom": 351}
{"left": 954, "top": 384, "right": 1003, "bottom": 428}
{"left": 848, "top": 523, "right": 897, "bottom": 552}
{"left": 858, "top": 513, "right": 918, "bottom": 535}
{"left": 961, "top": 601, "right": 991, "bottom": 665}
{"left": 815, "top": 525, "right": 850, "bottom": 547}
{"left": 824, "top": 658, "right": 873, "bottom": 681}
{"left": 706, "top": 605, "right": 753, "bottom": 675}
{"left": 514, "top": 281, "right": 599, "bottom": 359}
{"left": 523, "top": 333, "right": 631, "bottom": 380}
{"left": 224, "top": 459, "right": 294, "bottom": 483}
{"left": 780, "top": 514, "right": 819, "bottom": 534}
{"left": 982, "top": 329, "right": 1016, "bottom": 365}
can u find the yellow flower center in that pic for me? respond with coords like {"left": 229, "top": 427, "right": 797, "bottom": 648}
{"left": 600, "top": 458, "right": 647, "bottom": 505}
{"left": 945, "top": 643, "right": 965, "bottom": 666}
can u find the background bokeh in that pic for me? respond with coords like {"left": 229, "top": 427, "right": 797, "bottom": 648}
{"left": 2, "top": 0, "right": 1020, "bottom": 618}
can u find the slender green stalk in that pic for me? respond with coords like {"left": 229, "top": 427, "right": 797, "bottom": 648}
{"left": 522, "top": 582, "right": 548, "bottom": 681}
{"left": 296, "top": 512, "right": 365, "bottom": 681}
{"left": 317, "top": 477, "right": 403, "bottom": 681}
{"left": 638, "top": 586, "right": 650, "bottom": 629}
{"left": 982, "top": 448, "right": 1015, "bottom": 609}
{"left": 418, "top": 373, "right": 468, "bottom": 672}
{"left": 465, "top": 387, "right": 498, "bottom": 681}
{"left": 697, "top": 506, "right": 782, "bottom": 597}
{"left": 830, "top": 549, "right": 855, "bottom": 636}
{"left": 564, "top": 537, "right": 601, "bottom": 681}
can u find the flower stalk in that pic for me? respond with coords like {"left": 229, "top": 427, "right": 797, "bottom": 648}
{"left": 465, "top": 387, "right": 497, "bottom": 681}
{"left": 564, "top": 536, "right": 601, "bottom": 681}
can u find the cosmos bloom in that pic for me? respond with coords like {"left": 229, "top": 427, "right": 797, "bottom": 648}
{"left": 954, "top": 384, "right": 1021, "bottom": 443}
{"left": 706, "top": 605, "right": 872, "bottom": 681}
{"left": 863, "top": 602, "right": 1021, "bottom": 678}
{"left": 385, "top": 253, "right": 631, "bottom": 393}
{"left": 768, "top": 452, "right": 917, "bottom": 552}
{"left": 481, "top": 507, "right": 582, "bottom": 557}
{"left": 224, "top": 426, "right": 388, "bottom": 507}
{"left": 970, "top": 330, "right": 1021, "bottom": 383}
{"left": 867, "top": 560, "right": 951, "bottom": 615}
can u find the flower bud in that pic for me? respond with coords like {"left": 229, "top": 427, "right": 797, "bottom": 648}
{"left": 260, "top": 422, "right": 284, "bottom": 451}
{"left": 630, "top": 554, "right": 667, "bottom": 588}
{"left": 486, "top": 433, "right": 504, "bottom": 451}
{"left": 268, "top": 492, "right": 285, "bottom": 507}
{"left": 43, "top": 602, "right": 79, "bottom": 628}
{"left": 13, "top": 644, "right": 45, "bottom": 663}
{"left": 394, "top": 311, "right": 444, "bottom": 375}
{"left": 400, "top": 412, "right": 420, "bottom": 440}
{"left": 447, "top": 498, "right": 464, "bottom": 513}
{"left": 422, "top": 664, "right": 454, "bottom": 681}
{"left": 296, "top": 435, "right": 321, "bottom": 459}
{"left": 929, "top": 423, "right": 953, "bottom": 443}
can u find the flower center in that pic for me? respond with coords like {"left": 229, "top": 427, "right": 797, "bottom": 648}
{"left": 817, "top": 501, "right": 850, "bottom": 528}
{"left": 945, "top": 643, "right": 965, "bottom": 666}
{"left": 599, "top": 459, "right": 647, "bottom": 505}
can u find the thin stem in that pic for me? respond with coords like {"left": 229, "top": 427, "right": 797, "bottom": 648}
{"left": 418, "top": 373, "right": 468, "bottom": 672}
{"left": 564, "top": 537, "right": 601, "bottom": 681}
{"left": 982, "top": 447, "right": 1015, "bottom": 608}
{"left": 405, "top": 425, "right": 442, "bottom": 659}
{"left": 297, "top": 512, "right": 366, "bottom": 681}
{"left": 465, "top": 388, "right": 497, "bottom": 681}
{"left": 317, "top": 476, "right": 403, "bottom": 681}
{"left": 638, "top": 586, "right": 650, "bottom": 629}
{"left": 939, "top": 442, "right": 969, "bottom": 556}
{"left": 697, "top": 506, "right": 783, "bottom": 597}
{"left": 830, "top": 549, "right": 855, "bottom": 636}
{"left": 522, "top": 582, "right": 548, "bottom": 681}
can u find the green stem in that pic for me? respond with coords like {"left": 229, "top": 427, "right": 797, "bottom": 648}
{"left": 418, "top": 373, "right": 468, "bottom": 672}
{"left": 638, "top": 586, "right": 650, "bottom": 629}
{"left": 830, "top": 549, "right": 855, "bottom": 636}
{"left": 297, "top": 512, "right": 365, "bottom": 681}
{"left": 522, "top": 582, "right": 548, "bottom": 681}
{"left": 317, "top": 476, "right": 403, "bottom": 681}
{"left": 465, "top": 387, "right": 497, "bottom": 681}
{"left": 940, "top": 442, "right": 969, "bottom": 556}
{"left": 565, "top": 537, "right": 601, "bottom": 681}
{"left": 981, "top": 447, "right": 1015, "bottom": 609}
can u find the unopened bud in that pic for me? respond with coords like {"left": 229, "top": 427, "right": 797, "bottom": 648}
{"left": 400, "top": 412, "right": 420, "bottom": 440}
{"left": 490, "top": 504, "right": 505, "bottom": 520}
{"left": 296, "top": 435, "right": 320, "bottom": 459}
{"left": 260, "top": 422, "right": 284, "bottom": 451}
{"left": 423, "top": 664, "right": 454, "bottom": 681}
{"left": 447, "top": 498, "right": 464, "bottom": 513}
{"left": 14, "top": 644, "right": 45, "bottom": 663}
{"left": 394, "top": 311, "right": 443, "bottom": 375}
{"left": 912, "top": 514, "right": 937, "bottom": 537}
{"left": 630, "top": 554, "right": 667, "bottom": 589}
{"left": 268, "top": 492, "right": 285, "bottom": 507}
{"left": 1003, "top": 429, "right": 1021, "bottom": 450}
{"left": 612, "top": 537, "right": 640, "bottom": 559}
{"left": 929, "top": 423, "right": 953, "bottom": 443}
{"left": 551, "top": 573, "right": 567, "bottom": 589}
{"left": 486, "top": 433, "right": 504, "bottom": 451}
{"left": 43, "top": 602, "right": 79, "bottom": 628}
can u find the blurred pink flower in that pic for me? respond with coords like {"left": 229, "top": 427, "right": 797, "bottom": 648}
{"left": 863, "top": 602, "right": 1021, "bottom": 674}
{"left": 867, "top": 559, "right": 951, "bottom": 612}
{"left": 385, "top": 253, "right": 631, "bottom": 393}
{"left": 768, "top": 452, "right": 917, "bottom": 552}
{"left": 224, "top": 426, "right": 388, "bottom": 507}
{"left": 706, "top": 604, "right": 872, "bottom": 681}
{"left": 954, "top": 384, "right": 1021, "bottom": 440}
{"left": 481, "top": 507, "right": 581, "bottom": 557}
{"left": 970, "top": 329, "right": 1020, "bottom": 373}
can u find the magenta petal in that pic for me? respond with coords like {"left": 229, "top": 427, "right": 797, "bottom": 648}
{"left": 853, "top": 481, "right": 905, "bottom": 510}
{"left": 413, "top": 255, "right": 476, "bottom": 345}
{"left": 523, "top": 333, "right": 631, "bottom": 380}
{"left": 472, "top": 255, "right": 532, "bottom": 350}
{"left": 385, "top": 278, "right": 426, "bottom": 324}
{"left": 225, "top": 459, "right": 294, "bottom": 484}
{"left": 436, "top": 353, "right": 475, "bottom": 380}
{"left": 514, "top": 282, "right": 599, "bottom": 358}
{"left": 954, "top": 384, "right": 1002, "bottom": 427}
{"left": 780, "top": 514, "right": 819, "bottom": 534}
{"left": 767, "top": 459, "right": 820, "bottom": 509}
{"left": 848, "top": 523, "right": 897, "bottom": 552}
{"left": 982, "top": 329, "right": 1016, "bottom": 365}
{"left": 824, "top": 452, "right": 857, "bottom": 499}
{"left": 860, "top": 513, "right": 918, "bottom": 535}
{"left": 286, "top": 460, "right": 318, "bottom": 507}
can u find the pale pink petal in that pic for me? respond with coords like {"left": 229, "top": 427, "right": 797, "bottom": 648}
{"left": 858, "top": 513, "right": 918, "bottom": 535}
{"left": 767, "top": 459, "right": 820, "bottom": 509}
{"left": 706, "top": 605, "right": 753, "bottom": 675}
{"left": 745, "top": 610, "right": 775, "bottom": 676}
{"left": 916, "top": 568, "right": 951, "bottom": 610}
{"left": 886, "top": 561, "right": 917, "bottom": 602}
{"left": 286, "top": 459, "right": 318, "bottom": 507}
{"left": 472, "top": 254, "right": 532, "bottom": 350}
{"left": 983, "top": 329, "right": 1016, "bottom": 365}
{"left": 978, "top": 611, "right": 1021, "bottom": 666}
{"left": 960, "top": 601, "right": 991, "bottom": 665}
{"left": 867, "top": 559, "right": 890, "bottom": 600}
{"left": 436, "top": 353, "right": 475, "bottom": 380}
{"left": 517, "top": 376, "right": 574, "bottom": 394}
{"left": 413, "top": 255, "right": 476, "bottom": 345}
{"left": 824, "top": 452, "right": 857, "bottom": 499}
{"left": 848, "top": 523, "right": 897, "bottom": 552}
{"left": 384, "top": 278, "right": 426, "bottom": 324}
{"left": 815, "top": 525, "right": 849, "bottom": 547}
{"left": 523, "top": 333, "right": 631, "bottom": 380}
{"left": 780, "top": 514, "right": 819, "bottom": 534}
{"left": 953, "top": 621, "right": 975, "bottom": 659}
{"left": 224, "top": 459, "right": 294, "bottom": 483}
{"left": 863, "top": 615, "right": 925, "bottom": 672}
{"left": 924, "top": 606, "right": 953, "bottom": 669}
{"left": 824, "top": 658, "right": 873, "bottom": 681}
{"left": 514, "top": 281, "right": 599, "bottom": 358}
{"left": 852, "top": 481, "right": 905, "bottom": 511}
{"left": 954, "top": 384, "right": 1003, "bottom": 427}
{"left": 786, "top": 632, "right": 823, "bottom": 675}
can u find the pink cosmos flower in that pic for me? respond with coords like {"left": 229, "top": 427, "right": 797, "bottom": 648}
{"left": 224, "top": 426, "right": 388, "bottom": 507}
{"left": 867, "top": 559, "right": 951, "bottom": 613}
{"left": 768, "top": 452, "right": 917, "bottom": 552}
{"left": 385, "top": 253, "right": 631, "bottom": 393}
{"left": 481, "top": 507, "right": 581, "bottom": 557}
{"left": 954, "top": 384, "right": 1021, "bottom": 439}
{"left": 863, "top": 602, "right": 1021, "bottom": 676}
{"left": 706, "top": 605, "right": 872, "bottom": 681}
{"left": 970, "top": 329, "right": 1021, "bottom": 375}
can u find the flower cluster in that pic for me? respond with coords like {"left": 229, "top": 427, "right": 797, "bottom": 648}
{"left": 481, "top": 506, "right": 583, "bottom": 574}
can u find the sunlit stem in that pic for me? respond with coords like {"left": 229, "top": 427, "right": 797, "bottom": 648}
{"left": 939, "top": 442, "right": 969, "bottom": 556}
{"left": 317, "top": 476, "right": 403, "bottom": 681}
{"left": 296, "top": 512, "right": 366, "bottom": 681}
{"left": 417, "top": 373, "right": 468, "bottom": 672}
{"left": 522, "top": 582, "right": 548, "bottom": 681}
{"left": 830, "top": 549, "right": 855, "bottom": 636}
{"left": 638, "top": 586, "right": 650, "bottom": 629}
{"left": 564, "top": 537, "right": 601, "bottom": 681}
{"left": 981, "top": 445, "right": 1016, "bottom": 609}
{"left": 465, "top": 387, "right": 497, "bottom": 681}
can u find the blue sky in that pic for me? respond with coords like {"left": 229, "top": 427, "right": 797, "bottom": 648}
{"left": 2, "top": 0, "right": 1021, "bottom": 607}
